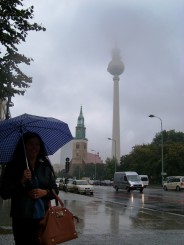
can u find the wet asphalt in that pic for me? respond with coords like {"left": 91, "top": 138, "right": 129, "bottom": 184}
{"left": 1, "top": 186, "right": 184, "bottom": 244}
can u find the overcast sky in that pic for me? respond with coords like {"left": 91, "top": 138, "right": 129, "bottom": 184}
{"left": 10, "top": 0, "right": 184, "bottom": 166}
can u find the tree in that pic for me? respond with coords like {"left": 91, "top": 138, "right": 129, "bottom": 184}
{"left": 104, "top": 158, "right": 115, "bottom": 180}
{"left": 164, "top": 143, "right": 184, "bottom": 176}
{"left": 152, "top": 130, "right": 184, "bottom": 145}
{"left": 118, "top": 130, "right": 184, "bottom": 184}
{"left": 0, "top": 0, "right": 46, "bottom": 100}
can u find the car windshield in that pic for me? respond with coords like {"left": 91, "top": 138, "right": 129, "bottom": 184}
{"left": 141, "top": 177, "right": 148, "bottom": 181}
{"left": 127, "top": 175, "right": 140, "bottom": 181}
{"left": 76, "top": 180, "right": 89, "bottom": 185}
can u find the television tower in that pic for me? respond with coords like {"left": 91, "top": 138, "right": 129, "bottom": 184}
{"left": 107, "top": 47, "right": 124, "bottom": 163}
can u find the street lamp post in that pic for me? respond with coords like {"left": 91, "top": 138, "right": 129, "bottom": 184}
{"left": 107, "top": 137, "right": 117, "bottom": 172}
{"left": 149, "top": 114, "right": 164, "bottom": 184}
{"left": 91, "top": 149, "right": 97, "bottom": 180}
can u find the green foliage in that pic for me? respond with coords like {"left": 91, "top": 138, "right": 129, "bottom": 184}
{"left": 152, "top": 130, "right": 184, "bottom": 145}
{"left": 103, "top": 130, "right": 184, "bottom": 184}
{"left": 164, "top": 143, "right": 184, "bottom": 176}
{"left": 104, "top": 157, "right": 116, "bottom": 180}
{"left": 118, "top": 130, "right": 184, "bottom": 184}
{"left": 0, "top": 0, "right": 46, "bottom": 100}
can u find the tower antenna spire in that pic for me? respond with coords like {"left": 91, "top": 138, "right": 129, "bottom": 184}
{"left": 107, "top": 47, "right": 124, "bottom": 163}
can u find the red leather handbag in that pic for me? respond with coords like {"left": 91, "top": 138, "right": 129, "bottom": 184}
{"left": 38, "top": 191, "right": 78, "bottom": 245}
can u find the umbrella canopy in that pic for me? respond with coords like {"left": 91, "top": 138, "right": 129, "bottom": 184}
{"left": 0, "top": 113, "right": 73, "bottom": 164}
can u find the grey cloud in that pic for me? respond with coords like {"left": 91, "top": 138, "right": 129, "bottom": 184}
{"left": 11, "top": 0, "right": 184, "bottom": 164}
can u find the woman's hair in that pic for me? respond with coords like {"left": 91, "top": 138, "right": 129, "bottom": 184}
{"left": 12, "top": 132, "right": 47, "bottom": 163}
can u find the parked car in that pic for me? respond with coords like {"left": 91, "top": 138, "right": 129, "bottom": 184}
{"left": 163, "top": 176, "right": 184, "bottom": 191}
{"left": 92, "top": 180, "right": 113, "bottom": 186}
{"left": 100, "top": 180, "right": 113, "bottom": 186}
{"left": 93, "top": 180, "right": 101, "bottom": 185}
{"left": 59, "top": 178, "right": 74, "bottom": 192}
{"left": 72, "top": 180, "right": 94, "bottom": 195}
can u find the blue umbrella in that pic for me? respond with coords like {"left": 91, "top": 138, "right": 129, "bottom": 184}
{"left": 0, "top": 113, "right": 73, "bottom": 164}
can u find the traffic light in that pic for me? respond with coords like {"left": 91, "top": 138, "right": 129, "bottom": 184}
{"left": 65, "top": 157, "right": 70, "bottom": 173}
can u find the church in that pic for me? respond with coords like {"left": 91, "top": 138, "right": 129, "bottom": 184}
{"left": 69, "top": 106, "right": 103, "bottom": 175}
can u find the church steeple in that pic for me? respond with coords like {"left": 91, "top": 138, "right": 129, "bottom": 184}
{"left": 75, "top": 105, "right": 86, "bottom": 139}
{"left": 77, "top": 106, "right": 84, "bottom": 126}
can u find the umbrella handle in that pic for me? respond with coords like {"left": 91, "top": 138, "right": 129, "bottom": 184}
{"left": 21, "top": 135, "right": 29, "bottom": 169}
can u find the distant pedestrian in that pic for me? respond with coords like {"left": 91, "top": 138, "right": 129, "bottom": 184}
{"left": 64, "top": 177, "right": 68, "bottom": 192}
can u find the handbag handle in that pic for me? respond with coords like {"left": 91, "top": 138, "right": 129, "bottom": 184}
{"left": 51, "top": 189, "right": 65, "bottom": 207}
{"left": 51, "top": 189, "right": 79, "bottom": 223}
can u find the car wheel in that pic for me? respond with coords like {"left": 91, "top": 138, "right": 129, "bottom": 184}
{"left": 140, "top": 188, "right": 143, "bottom": 193}
{"left": 90, "top": 192, "right": 94, "bottom": 195}
{"left": 164, "top": 186, "right": 167, "bottom": 191}
{"left": 176, "top": 186, "right": 180, "bottom": 191}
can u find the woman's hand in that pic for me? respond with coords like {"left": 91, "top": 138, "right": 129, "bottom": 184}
{"left": 28, "top": 188, "right": 48, "bottom": 199}
{"left": 21, "top": 169, "right": 32, "bottom": 184}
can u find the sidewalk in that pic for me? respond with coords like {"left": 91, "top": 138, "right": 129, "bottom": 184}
{"left": 1, "top": 229, "right": 184, "bottom": 245}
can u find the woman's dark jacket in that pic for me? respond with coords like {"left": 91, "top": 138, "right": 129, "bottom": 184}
{"left": 0, "top": 158, "right": 58, "bottom": 219}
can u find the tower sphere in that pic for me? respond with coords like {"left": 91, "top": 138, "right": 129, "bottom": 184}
{"left": 107, "top": 47, "right": 124, "bottom": 76}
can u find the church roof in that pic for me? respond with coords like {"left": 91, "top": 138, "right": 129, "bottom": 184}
{"left": 84, "top": 152, "right": 103, "bottom": 164}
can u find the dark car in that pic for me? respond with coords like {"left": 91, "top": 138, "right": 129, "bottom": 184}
{"left": 59, "top": 178, "right": 74, "bottom": 192}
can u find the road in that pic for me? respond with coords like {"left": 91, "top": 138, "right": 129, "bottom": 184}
{"left": 94, "top": 186, "right": 184, "bottom": 216}
{"left": 1, "top": 186, "right": 184, "bottom": 244}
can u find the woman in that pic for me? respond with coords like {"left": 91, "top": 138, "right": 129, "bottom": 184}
{"left": 0, "top": 132, "right": 58, "bottom": 245}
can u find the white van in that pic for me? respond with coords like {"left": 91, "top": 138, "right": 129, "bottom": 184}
{"left": 113, "top": 171, "right": 144, "bottom": 193}
{"left": 139, "top": 175, "right": 149, "bottom": 187}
